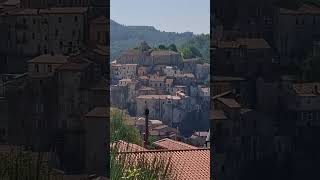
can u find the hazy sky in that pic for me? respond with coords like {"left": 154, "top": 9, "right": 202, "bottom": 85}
{"left": 110, "top": 0, "right": 210, "bottom": 34}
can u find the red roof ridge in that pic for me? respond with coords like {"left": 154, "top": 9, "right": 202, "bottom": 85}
{"left": 119, "top": 148, "right": 209, "bottom": 154}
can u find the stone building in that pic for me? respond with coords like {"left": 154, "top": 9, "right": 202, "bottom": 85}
{"left": 135, "top": 95, "right": 188, "bottom": 124}
{"left": 111, "top": 64, "right": 137, "bottom": 81}
{"left": 0, "top": 7, "right": 88, "bottom": 56}
{"left": 195, "top": 63, "right": 210, "bottom": 80}
{"left": 274, "top": 4, "right": 320, "bottom": 58}
{"left": 117, "top": 41, "right": 182, "bottom": 66}
{"left": 84, "top": 106, "right": 109, "bottom": 177}
{"left": 212, "top": 0, "right": 277, "bottom": 44}
{"left": 20, "top": 0, "right": 108, "bottom": 16}
{"left": 213, "top": 38, "right": 274, "bottom": 77}
{"left": 89, "top": 16, "right": 108, "bottom": 45}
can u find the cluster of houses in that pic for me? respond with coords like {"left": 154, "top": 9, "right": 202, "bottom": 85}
{"left": 212, "top": 1, "right": 320, "bottom": 179}
{"left": 111, "top": 41, "right": 210, "bottom": 140}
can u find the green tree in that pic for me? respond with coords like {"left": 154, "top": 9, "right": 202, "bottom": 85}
{"left": 158, "top": 45, "right": 167, "bottom": 50}
{"left": 168, "top": 44, "right": 178, "bottom": 52}
{"left": 180, "top": 46, "right": 202, "bottom": 59}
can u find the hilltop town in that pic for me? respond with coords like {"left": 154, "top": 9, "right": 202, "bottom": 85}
{"left": 109, "top": 41, "right": 210, "bottom": 179}
{"left": 110, "top": 41, "right": 210, "bottom": 143}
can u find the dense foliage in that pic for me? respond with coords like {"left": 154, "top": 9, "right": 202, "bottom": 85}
{"left": 110, "top": 108, "right": 174, "bottom": 180}
{"left": 0, "top": 150, "right": 57, "bottom": 180}
{"left": 180, "top": 34, "right": 210, "bottom": 63}
{"left": 111, "top": 20, "right": 209, "bottom": 62}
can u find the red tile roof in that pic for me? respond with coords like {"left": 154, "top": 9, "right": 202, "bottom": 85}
{"left": 85, "top": 107, "right": 108, "bottom": 118}
{"left": 153, "top": 138, "right": 198, "bottom": 150}
{"left": 118, "top": 148, "right": 210, "bottom": 180}
{"left": 216, "top": 38, "right": 270, "bottom": 49}
{"left": 112, "top": 140, "right": 147, "bottom": 152}
{"left": 217, "top": 97, "right": 241, "bottom": 108}
{"left": 28, "top": 54, "right": 68, "bottom": 64}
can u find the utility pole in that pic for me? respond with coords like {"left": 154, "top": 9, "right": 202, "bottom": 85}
{"left": 144, "top": 107, "right": 149, "bottom": 148}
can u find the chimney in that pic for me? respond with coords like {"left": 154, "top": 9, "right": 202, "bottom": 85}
{"left": 144, "top": 108, "right": 149, "bottom": 148}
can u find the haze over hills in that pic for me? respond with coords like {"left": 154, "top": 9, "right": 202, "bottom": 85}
{"left": 110, "top": 19, "right": 209, "bottom": 62}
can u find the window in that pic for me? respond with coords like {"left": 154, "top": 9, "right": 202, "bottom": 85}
{"left": 302, "top": 112, "right": 313, "bottom": 121}
{"left": 55, "top": 29, "right": 59, "bottom": 36}
{"left": 306, "top": 99, "right": 311, "bottom": 104}
{"left": 72, "top": 30, "right": 75, "bottom": 37}
{"left": 58, "top": 17, "right": 62, "bottom": 23}
{"left": 74, "top": 16, "right": 78, "bottom": 22}
{"left": 97, "top": 32, "right": 101, "bottom": 40}
{"left": 22, "top": 32, "right": 26, "bottom": 41}
{"left": 33, "top": 19, "right": 36, "bottom": 25}
{"left": 44, "top": 35, "right": 47, "bottom": 40}
{"left": 44, "top": 46, "right": 47, "bottom": 54}
{"left": 216, "top": 123, "right": 222, "bottom": 136}
{"left": 23, "top": 18, "right": 26, "bottom": 24}
{"left": 48, "top": 65, "right": 52, "bottom": 72}
{"left": 35, "top": 64, "right": 39, "bottom": 72}
{"left": 32, "top": 33, "right": 35, "bottom": 40}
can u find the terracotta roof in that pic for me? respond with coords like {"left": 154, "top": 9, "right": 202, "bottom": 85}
{"left": 8, "top": 7, "right": 88, "bottom": 15}
{"left": 149, "top": 75, "right": 166, "bottom": 81}
{"left": 217, "top": 98, "right": 241, "bottom": 108}
{"left": 40, "top": 7, "right": 88, "bottom": 14}
{"left": 91, "top": 16, "right": 108, "bottom": 24}
{"left": 153, "top": 124, "right": 169, "bottom": 130}
{"left": 85, "top": 107, "right": 108, "bottom": 118}
{"left": 6, "top": 8, "right": 38, "bottom": 15}
{"left": 217, "top": 38, "right": 270, "bottom": 49}
{"left": 151, "top": 50, "right": 179, "bottom": 56}
{"left": 118, "top": 147, "right": 210, "bottom": 180}
{"left": 292, "top": 83, "right": 320, "bottom": 96}
{"left": 193, "top": 131, "right": 209, "bottom": 137}
{"left": 210, "top": 110, "right": 228, "bottom": 120}
{"left": 2, "top": 0, "right": 19, "bottom": 6}
{"left": 138, "top": 87, "right": 155, "bottom": 91}
{"left": 112, "top": 140, "right": 147, "bottom": 152}
{"left": 136, "top": 95, "right": 181, "bottom": 100}
{"left": 57, "top": 58, "right": 92, "bottom": 71}
{"left": 175, "top": 73, "right": 195, "bottom": 78}
{"left": 166, "top": 79, "right": 174, "bottom": 83}
{"left": 237, "top": 38, "right": 271, "bottom": 49}
{"left": 28, "top": 54, "right": 68, "bottom": 64}
{"left": 121, "top": 49, "right": 141, "bottom": 56}
{"left": 139, "top": 76, "right": 149, "bottom": 80}
{"left": 212, "top": 76, "right": 245, "bottom": 82}
{"left": 153, "top": 138, "right": 198, "bottom": 150}
{"left": 280, "top": 4, "right": 320, "bottom": 15}
{"left": 212, "top": 91, "right": 233, "bottom": 100}
{"left": 92, "top": 47, "right": 108, "bottom": 56}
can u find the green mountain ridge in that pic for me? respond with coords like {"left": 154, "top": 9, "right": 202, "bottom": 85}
{"left": 110, "top": 19, "right": 209, "bottom": 62}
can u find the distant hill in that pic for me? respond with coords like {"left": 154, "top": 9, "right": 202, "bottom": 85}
{"left": 110, "top": 19, "right": 209, "bottom": 61}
